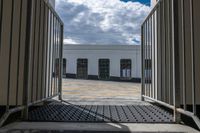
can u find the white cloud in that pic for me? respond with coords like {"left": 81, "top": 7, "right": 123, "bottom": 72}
{"left": 64, "top": 38, "right": 79, "bottom": 44}
{"left": 56, "top": 0, "right": 150, "bottom": 45}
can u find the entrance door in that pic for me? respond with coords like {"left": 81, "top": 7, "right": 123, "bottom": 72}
{"left": 120, "top": 59, "right": 132, "bottom": 80}
{"left": 77, "top": 59, "right": 88, "bottom": 79}
{"left": 99, "top": 59, "right": 110, "bottom": 80}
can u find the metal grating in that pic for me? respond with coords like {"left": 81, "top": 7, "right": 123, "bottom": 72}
{"left": 28, "top": 102, "right": 173, "bottom": 123}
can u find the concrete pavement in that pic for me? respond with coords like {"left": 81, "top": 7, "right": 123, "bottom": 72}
{"left": 62, "top": 79, "right": 141, "bottom": 105}
{"left": 1, "top": 122, "right": 199, "bottom": 133}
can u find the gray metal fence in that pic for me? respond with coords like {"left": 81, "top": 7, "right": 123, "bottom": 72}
{"left": 0, "top": 0, "right": 63, "bottom": 127}
{"left": 141, "top": 0, "right": 200, "bottom": 129}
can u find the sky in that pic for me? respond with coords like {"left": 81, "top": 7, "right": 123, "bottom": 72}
{"left": 121, "top": 0, "right": 150, "bottom": 6}
{"left": 56, "top": 0, "right": 150, "bottom": 45}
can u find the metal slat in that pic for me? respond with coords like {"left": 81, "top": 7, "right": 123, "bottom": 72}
{"left": 181, "top": 0, "right": 186, "bottom": 110}
{"left": 0, "top": 0, "right": 63, "bottom": 127}
{"left": 35, "top": 0, "right": 41, "bottom": 101}
{"left": 0, "top": 0, "right": 3, "bottom": 53}
{"left": 48, "top": 11, "right": 52, "bottom": 97}
{"left": 189, "top": 0, "right": 196, "bottom": 115}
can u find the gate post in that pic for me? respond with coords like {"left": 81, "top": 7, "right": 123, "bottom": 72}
{"left": 171, "top": 0, "right": 181, "bottom": 123}
{"left": 141, "top": 25, "right": 145, "bottom": 101}
{"left": 58, "top": 24, "right": 64, "bottom": 101}
{"left": 21, "top": 0, "right": 33, "bottom": 120}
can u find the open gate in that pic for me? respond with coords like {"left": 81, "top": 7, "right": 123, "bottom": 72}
{"left": 0, "top": 0, "right": 63, "bottom": 127}
{"left": 141, "top": 0, "right": 200, "bottom": 129}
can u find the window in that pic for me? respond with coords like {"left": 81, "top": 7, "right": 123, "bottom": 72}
{"left": 77, "top": 59, "right": 88, "bottom": 79}
{"left": 63, "top": 58, "right": 66, "bottom": 75}
{"left": 120, "top": 59, "right": 131, "bottom": 79}
{"left": 99, "top": 59, "right": 110, "bottom": 80}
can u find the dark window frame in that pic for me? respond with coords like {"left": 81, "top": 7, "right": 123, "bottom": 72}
{"left": 120, "top": 59, "right": 132, "bottom": 80}
{"left": 76, "top": 58, "right": 88, "bottom": 79}
{"left": 98, "top": 59, "right": 110, "bottom": 80}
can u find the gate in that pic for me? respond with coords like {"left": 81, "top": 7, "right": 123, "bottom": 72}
{"left": 0, "top": 0, "right": 63, "bottom": 127}
{"left": 141, "top": 0, "right": 200, "bottom": 129}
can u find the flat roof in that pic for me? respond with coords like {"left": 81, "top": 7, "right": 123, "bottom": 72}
{"left": 63, "top": 44, "right": 141, "bottom": 51}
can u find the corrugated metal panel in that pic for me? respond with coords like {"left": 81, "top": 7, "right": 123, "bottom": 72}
{"left": 142, "top": 0, "right": 200, "bottom": 123}
{"left": 0, "top": 0, "right": 63, "bottom": 126}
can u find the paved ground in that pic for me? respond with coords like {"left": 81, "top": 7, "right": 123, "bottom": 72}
{"left": 1, "top": 122, "right": 199, "bottom": 133}
{"left": 1, "top": 79, "right": 199, "bottom": 132}
{"left": 62, "top": 79, "right": 141, "bottom": 105}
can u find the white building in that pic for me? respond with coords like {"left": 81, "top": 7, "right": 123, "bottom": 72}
{"left": 63, "top": 45, "right": 141, "bottom": 82}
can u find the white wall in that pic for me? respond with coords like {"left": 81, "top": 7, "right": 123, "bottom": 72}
{"left": 63, "top": 45, "right": 141, "bottom": 79}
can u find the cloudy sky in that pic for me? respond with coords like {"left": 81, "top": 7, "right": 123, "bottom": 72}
{"left": 56, "top": 0, "right": 150, "bottom": 45}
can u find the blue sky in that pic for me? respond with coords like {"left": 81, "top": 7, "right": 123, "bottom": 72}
{"left": 121, "top": 0, "right": 150, "bottom": 6}
{"left": 56, "top": 0, "right": 150, "bottom": 45}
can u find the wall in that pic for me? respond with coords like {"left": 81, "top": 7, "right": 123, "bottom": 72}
{"left": 63, "top": 45, "right": 141, "bottom": 81}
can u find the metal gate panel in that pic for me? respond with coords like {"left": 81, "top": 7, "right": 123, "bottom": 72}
{"left": 0, "top": 0, "right": 14, "bottom": 105}
{"left": 0, "top": 0, "right": 63, "bottom": 127}
{"left": 141, "top": 0, "right": 200, "bottom": 129}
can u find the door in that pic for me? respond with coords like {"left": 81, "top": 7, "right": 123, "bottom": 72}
{"left": 99, "top": 59, "right": 110, "bottom": 80}
{"left": 120, "top": 59, "right": 132, "bottom": 80}
{"left": 77, "top": 59, "right": 88, "bottom": 79}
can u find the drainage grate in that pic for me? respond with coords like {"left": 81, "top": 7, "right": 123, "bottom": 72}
{"left": 28, "top": 102, "right": 173, "bottom": 123}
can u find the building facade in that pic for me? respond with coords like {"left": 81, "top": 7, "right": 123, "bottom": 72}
{"left": 63, "top": 45, "right": 141, "bottom": 82}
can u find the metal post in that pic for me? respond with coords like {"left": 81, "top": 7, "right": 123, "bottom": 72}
{"left": 167, "top": 0, "right": 171, "bottom": 105}
{"left": 163, "top": 0, "right": 166, "bottom": 103}
{"left": 153, "top": 13, "right": 156, "bottom": 99}
{"left": 171, "top": 0, "right": 176, "bottom": 122}
{"left": 22, "top": 0, "right": 33, "bottom": 120}
{"left": 50, "top": 12, "right": 54, "bottom": 97}
{"left": 157, "top": 3, "right": 162, "bottom": 101}
{"left": 43, "top": 3, "right": 49, "bottom": 99}
{"left": 146, "top": 20, "right": 149, "bottom": 97}
{"left": 144, "top": 21, "right": 147, "bottom": 95}
{"left": 48, "top": 12, "right": 52, "bottom": 97}
{"left": 141, "top": 25, "right": 145, "bottom": 101}
{"left": 59, "top": 24, "right": 63, "bottom": 101}
{"left": 171, "top": 0, "right": 181, "bottom": 122}
{"left": 181, "top": 0, "right": 186, "bottom": 110}
{"left": 36, "top": 0, "right": 42, "bottom": 101}
{"left": 16, "top": 0, "right": 23, "bottom": 106}
{"left": 0, "top": 0, "right": 3, "bottom": 53}
{"left": 189, "top": 0, "right": 196, "bottom": 115}
{"left": 7, "top": 0, "right": 14, "bottom": 111}
{"left": 150, "top": 15, "right": 153, "bottom": 99}
{"left": 30, "top": 0, "right": 37, "bottom": 102}
{"left": 150, "top": 16, "right": 152, "bottom": 98}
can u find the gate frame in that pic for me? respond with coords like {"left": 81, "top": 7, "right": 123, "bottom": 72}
{"left": 0, "top": 0, "right": 64, "bottom": 127}
{"left": 141, "top": 0, "right": 200, "bottom": 130}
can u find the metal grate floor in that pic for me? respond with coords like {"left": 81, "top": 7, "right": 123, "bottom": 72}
{"left": 28, "top": 102, "right": 173, "bottom": 123}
